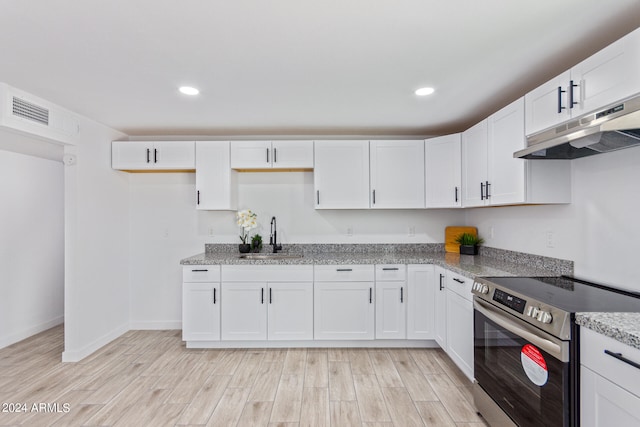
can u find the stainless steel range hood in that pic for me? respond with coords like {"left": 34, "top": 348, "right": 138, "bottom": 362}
{"left": 514, "top": 95, "right": 640, "bottom": 159}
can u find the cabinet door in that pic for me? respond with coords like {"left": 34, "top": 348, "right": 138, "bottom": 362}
{"left": 407, "top": 265, "right": 434, "bottom": 340}
{"left": 488, "top": 98, "right": 526, "bottom": 205}
{"left": 375, "top": 281, "right": 406, "bottom": 339}
{"left": 268, "top": 282, "right": 313, "bottom": 340}
{"left": 446, "top": 290, "right": 474, "bottom": 381}
{"left": 230, "top": 141, "right": 272, "bottom": 169}
{"left": 314, "top": 282, "right": 374, "bottom": 340}
{"left": 370, "top": 140, "right": 425, "bottom": 209}
{"left": 425, "top": 134, "right": 462, "bottom": 208}
{"left": 195, "top": 141, "right": 237, "bottom": 210}
{"left": 152, "top": 141, "right": 195, "bottom": 170}
{"left": 573, "top": 28, "right": 640, "bottom": 118}
{"left": 434, "top": 267, "right": 447, "bottom": 349}
{"left": 581, "top": 366, "right": 640, "bottom": 427}
{"left": 182, "top": 282, "right": 220, "bottom": 341}
{"left": 461, "top": 120, "right": 488, "bottom": 207}
{"left": 314, "top": 140, "right": 370, "bottom": 209}
{"left": 271, "top": 140, "right": 314, "bottom": 169}
{"left": 524, "top": 71, "right": 572, "bottom": 135}
{"left": 112, "top": 141, "right": 152, "bottom": 170}
{"left": 221, "top": 283, "right": 267, "bottom": 340}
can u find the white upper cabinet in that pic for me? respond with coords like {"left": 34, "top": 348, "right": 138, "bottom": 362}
{"left": 370, "top": 140, "right": 425, "bottom": 209}
{"left": 526, "top": 28, "right": 640, "bottom": 136}
{"left": 425, "top": 134, "right": 462, "bottom": 208}
{"left": 463, "top": 98, "right": 571, "bottom": 207}
{"left": 112, "top": 141, "right": 195, "bottom": 170}
{"left": 230, "top": 140, "right": 313, "bottom": 169}
{"left": 314, "top": 140, "right": 370, "bottom": 209}
{"left": 195, "top": 141, "right": 237, "bottom": 211}
{"left": 461, "top": 119, "right": 489, "bottom": 207}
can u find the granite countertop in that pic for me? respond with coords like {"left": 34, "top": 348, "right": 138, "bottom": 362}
{"left": 575, "top": 312, "right": 640, "bottom": 350}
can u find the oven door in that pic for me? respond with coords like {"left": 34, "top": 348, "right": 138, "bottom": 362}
{"left": 474, "top": 297, "right": 571, "bottom": 427}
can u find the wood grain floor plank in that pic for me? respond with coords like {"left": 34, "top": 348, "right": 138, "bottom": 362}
{"left": 270, "top": 374, "right": 303, "bottom": 423}
{"left": 328, "top": 361, "right": 356, "bottom": 401}
{"left": 329, "top": 401, "right": 362, "bottom": 426}
{"left": 352, "top": 374, "right": 391, "bottom": 423}
{"left": 348, "top": 349, "right": 373, "bottom": 375}
{"left": 206, "top": 387, "right": 251, "bottom": 427}
{"left": 249, "top": 361, "right": 284, "bottom": 402}
{"left": 237, "top": 400, "right": 273, "bottom": 427}
{"left": 299, "top": 387, "right": 329, "bottom": 427}
{"left": 283, "top": 349, "right": 307, "bottom": 375}
{"left": 409, "top": 349, "right": 445, "bottom": 375}
{"left": 304, "top": 351, "right": 328, "bottom": 388}
{"left": 381, "top": 386, "right": 425, "bottom": 426}
{"left": 415, "top": 401, "right": 457, "bottom": 426}
{"left": 368, "top": 350, "right": 404, "bottom": 388}
{"left": 175, "top": 374, "right": 232, "bottom": 425}
{"left": 394, "top": 359, "right": 439, "bottom": 401}
{"left": 229, "top": 351, "right": 265, "bottom": 388}
{"left": 426, "top": 374, "right": 483, "bottom": 423}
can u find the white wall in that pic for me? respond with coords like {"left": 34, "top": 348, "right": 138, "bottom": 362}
{"left": 129, "top": 171, "right": 465, "bottom": 327}
{"left": 0, "top": 148, "right": 64, "bottom": 348}
{"left": 466, "top": 146, "right": 640, "bottom": 292}
{"left": 62, "top": 119, "right": 130, "bottom": 361}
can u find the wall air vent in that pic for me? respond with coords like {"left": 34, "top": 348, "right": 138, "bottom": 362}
{"left": 12, "top": 96, "right": 49, "bottom": 126}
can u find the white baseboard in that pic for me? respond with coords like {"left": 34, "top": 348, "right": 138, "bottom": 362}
{"left": 186, "top": 339, "right": 440, "bottom": 349}
{"left": 0, "top": 315, "right": 64, "bottom": 350}
{"left": 61, "top": 322, "right": 129, "bottom": 362}
{"left": 129, "top": 321, "right": 181, "bottom": 330}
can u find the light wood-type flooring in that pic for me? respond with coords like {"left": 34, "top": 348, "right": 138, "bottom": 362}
{"left": 0, "top": 326, "right": 487, "bottom": 426}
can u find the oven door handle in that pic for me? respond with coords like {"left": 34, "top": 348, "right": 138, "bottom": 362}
{"left": 474, "top": 298, "right": 569, "bottom": 362}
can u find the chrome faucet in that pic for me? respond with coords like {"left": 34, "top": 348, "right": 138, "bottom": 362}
{"left": 270, "top": 216, "right": 283, "bottom": 253}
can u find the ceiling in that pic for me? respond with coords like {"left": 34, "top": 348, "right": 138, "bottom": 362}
{"left": 1, "top": 1, "right": 640, "bottom": 137}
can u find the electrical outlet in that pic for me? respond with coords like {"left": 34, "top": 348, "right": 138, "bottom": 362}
{"left": 346, "top": 226, "right": 353, "bottom": 237}
{"left": 208, "top": 226, "right": 215, "bottom": 237}
{"left": 546, "top": 231, "right": 555, "bottom": 248}
{"left": 489, "top": 226, "right": 495, "bottom": 239}
{"left": 408, "top": 226, "right": 415, "bottom": 237}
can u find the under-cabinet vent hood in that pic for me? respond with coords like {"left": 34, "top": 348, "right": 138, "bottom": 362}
{"left": 514, "top": 95, "right": 640, "bottom": 159}
{"left": 0, "top": 82, "right": 80, "bottom": 145}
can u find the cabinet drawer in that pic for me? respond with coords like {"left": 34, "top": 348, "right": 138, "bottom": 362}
{"left": 375, "top": 264, "right": 406, "bottom": 281}
{"left": 581, "top": 327, "right": 640, "bottom": 397}
{"left": 446, "top": 271, "right": 472, "bottom": 301}
{"left": 222, "top": 265, "right": 313, "bottom": 282}
{"left": 314, "top": 265, "right": 375, "bottom": 282}
{"left": 183, "top": 265, "right": 220, "bottom": 282}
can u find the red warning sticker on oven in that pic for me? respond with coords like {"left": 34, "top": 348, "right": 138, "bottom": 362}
{"left": 521, "top": 344, "right": 548, "bottom": 386}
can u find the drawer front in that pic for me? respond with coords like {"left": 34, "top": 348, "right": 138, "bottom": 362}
{"left": 446, "top": 271, "right": 472, "bottom": 301}
{"left": 314, "top": 265, "right": 375, "bottom": 282}
{"left": 183, "top": 265, "right": 220, "bottom": 282}
{"left": 581, "top": 327, "right": 640, "bottom": 397}
{"left": 375, "top": 264, "right": 406, "bottom": 281}
{"left": 222, "top": 265, "right": 313, "bottom": 282}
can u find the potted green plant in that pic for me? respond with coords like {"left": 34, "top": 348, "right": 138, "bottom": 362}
{"left": 455, "top": 232, "right": 484, "bottom": 255}
{"left": 251, "top": 234, "right": 263, "bottom": 253}
{"left": 236, "top": 209, "right": 257, "bottom": 253}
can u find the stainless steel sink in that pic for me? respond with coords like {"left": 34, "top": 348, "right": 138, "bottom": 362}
{"left": 238, "top": 254, "right": 304, "bottom": 260}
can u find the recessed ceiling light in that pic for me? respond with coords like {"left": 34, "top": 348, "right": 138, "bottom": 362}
{"left": 415, "top": 87, "right": 435, "bottom": 96}
{"left": 179, "top": 86, "right": 199, "bottom": 95}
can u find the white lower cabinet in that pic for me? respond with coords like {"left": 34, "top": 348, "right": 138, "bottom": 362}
{"left": 434, "top": 267, "right": 448, "bottom": 349}
{"left": 375, "top": 265, "right": 406, "bottom": 339}
{"left": 407, "top": 264, "right": 435, "bottom": 339}
{"left": 267, "top": 283, "right": 314, "bottom": 340}
{"left": 314, "top": 265, "right": 375, "bottom": 340}
{"left": 182, "top": 282, "right": 220, "bottom": 341}
{"left": 445, "top": 271, "right": 474, "bottom": 381}
{"left": 580, "top": 327, "right": 640, "bottom": 427}
{"left": 221, "top": 282, "right": 267, "bottom": 340}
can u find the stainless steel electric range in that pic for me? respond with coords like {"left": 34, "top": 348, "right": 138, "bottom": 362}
{"left": 471, "top": 275, "right": 640, "bottom": 427}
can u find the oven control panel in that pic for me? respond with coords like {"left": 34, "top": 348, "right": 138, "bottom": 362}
{"left": 492, "top": 289, "right": 527, "bottom": 314}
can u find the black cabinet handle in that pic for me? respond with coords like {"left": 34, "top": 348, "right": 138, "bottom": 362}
{"left": 317, "top": 190, "right": 320, "bottom": 205}
{"left": 274, "top": 148, "right": 277, "bottom": 163}
{"left": 261, "top": 288, "right": 264, "bottom": 304}
{"left": 439, "top": 274, "right": 444, "bottom": 290}
{"left": 569, "top": 80, "right": 578, "bottom": 109}
{"left": 336, "top": 268, "right": 353, "bottom": 272}
{"left": 154, "top": 148, "right": 158, "bottom": 163}
{"left": 146, "top": 148, "right": 150, "bottom": 163}
{"left": 382, "top": 267, "right": 399, "bottom": 271}
{"left": 191, "top": 269, "right": 208, "bottom": 272}
{"left": 485, "top": 181, "right": 491, "bottom": 199}
{"left": 453, "top": 278, "right": 465, "bottom": 284}
{"left": 480, "top": 182, "right": 485, "bottom": 200}
{"left": 197, "top": 190, "right": 200, "bottom": 205}
{"left": 372, "top": 189, "right": 376, "bottom": 204}
{"left": 266, "top": 148, "right": 269, "bottom": 163}
{"left": 369, "top": 287, "right": 372, "bottom": 303}
{"left": 455, "top": 186, "right": 458, "bottom": 203}
{"left": 604, "top": 349, "right": 640, "bottom": 370}
{"left": 269, "top": 288, "right": 272, "bottom": 304}
{"left": 213, "top": 288, "right": 217, "bottom": 304}
{"left": 400, "top": 287, "right": 403, "bottom": 303}
{"left": 557, "top": 86, "right": 566, "bottom": 113}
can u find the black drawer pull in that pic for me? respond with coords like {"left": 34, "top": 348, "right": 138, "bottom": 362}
{"left": 369, "top": 287, "right": 372, "bottom": 303}
{"left": 336, "top": 268, "right": 353, "bottom": 272}
{"left": 213, "top": 288, "right": 217, "bottom": 304}
{"left": 453, "top": 278, "right": 465, "bottom": 284}
{"left": 604, "top": 349, "right": 640, "bottom": 370}
{"left": 191, "top": 269, "right": 208, "bottom": 272}
{"left": 382, "top": 267, "right": 399, "bottom": 271}
{"left": 400, "top": 287, "right": 403, "bottom": 303}
{"left": 439, "top": 274, "right": 444, "bottom": 290}
{"left": 261, "top": 288, "right": 264, "bottom": 304}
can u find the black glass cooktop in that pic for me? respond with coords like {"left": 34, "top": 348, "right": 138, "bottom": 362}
{"left": 482, "top": 276, "right": 640, "bottom": 313}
